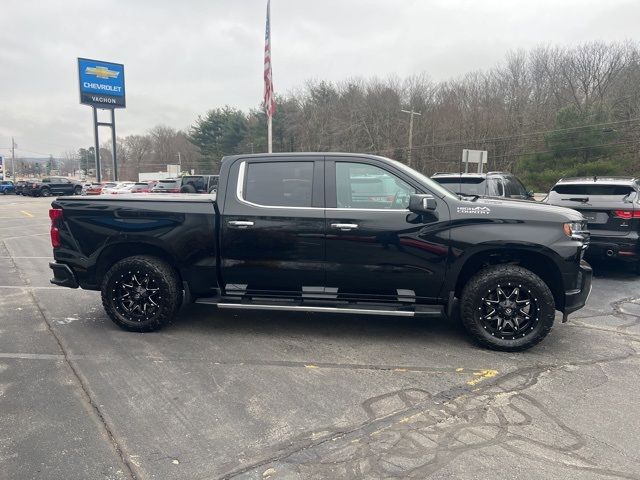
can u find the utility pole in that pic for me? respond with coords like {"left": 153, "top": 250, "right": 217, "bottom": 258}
{"left": 177, "top": 152, "right": 182, "bottom": 174}
{"left": 401, "top": 109, "right": 421, "bottom": 168}
{"left": 11, "top": 137, "right": 16, "bottom": 179}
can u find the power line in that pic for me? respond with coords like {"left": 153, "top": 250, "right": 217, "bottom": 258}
{"left": 486, "top": 140, "right": 639, "bottom": 161}
{"left": 369, "top": 117, "right": 640, "bottom": 155}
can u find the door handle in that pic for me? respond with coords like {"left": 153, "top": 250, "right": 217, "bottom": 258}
{"left": 228, "top": 220, "right": 254, "bottom": 228}
{"left": 331, "top": 223, "right": 359, "bottom": 231}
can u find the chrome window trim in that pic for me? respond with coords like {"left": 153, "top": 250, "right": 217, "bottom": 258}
{"left": 236, "top": 160, "right": 323, "bottom": 210}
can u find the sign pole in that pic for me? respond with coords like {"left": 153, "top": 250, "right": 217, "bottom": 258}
{"left": 93, "top": 106, "right": 101, "bottom": 182}
{"left": 111, "top": 109, "right": 118, "bottom": 181}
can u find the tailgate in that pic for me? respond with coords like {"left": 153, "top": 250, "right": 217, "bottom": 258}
{"left": 572, "top": 206, "right": 635, "bottom": 236}
{"left": 547, "top": 184, "right": 637, "bottom": 237}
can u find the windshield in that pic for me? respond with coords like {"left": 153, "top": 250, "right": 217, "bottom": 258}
{"left": 385, "top": 158, "right": 459, "bottom": 200}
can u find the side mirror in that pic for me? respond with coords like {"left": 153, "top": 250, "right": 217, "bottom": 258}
{"left": 409, "top": 194, "right": 437, "bottom": 213}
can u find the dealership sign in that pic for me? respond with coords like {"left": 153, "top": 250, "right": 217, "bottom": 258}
{"left": 78, "top": 58, "right": 126, "bottom": 108}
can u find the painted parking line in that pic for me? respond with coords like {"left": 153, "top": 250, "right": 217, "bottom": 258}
{"left": 0, "top": 286, "right": 65, "bottom": 290}
{"left": 1, "top": 233, "right": 49, "bottom": 240}
{"left": 20, "top": 210, "right": 34, "bottom": 217}
{"left": 0, "top": 256, "right": 52, "bottom": 259}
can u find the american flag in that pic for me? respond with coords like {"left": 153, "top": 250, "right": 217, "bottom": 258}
{"left": 263, "top": 0, "right": 275, "bottom": 118}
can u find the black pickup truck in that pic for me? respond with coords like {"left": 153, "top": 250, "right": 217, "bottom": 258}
{"left": 49, "top": 153, "right": 592, "bottom": 351}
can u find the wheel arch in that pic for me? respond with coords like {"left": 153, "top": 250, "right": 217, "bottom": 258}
{"left": 452, "top": 247, "right": 565, "bottom": 311}
{"left": 95, "top": 241, "right": 181, "bottom": 286}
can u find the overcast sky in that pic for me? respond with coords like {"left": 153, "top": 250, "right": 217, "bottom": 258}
{"left": 1, "top": 0, "right": 639, "bottom": 158}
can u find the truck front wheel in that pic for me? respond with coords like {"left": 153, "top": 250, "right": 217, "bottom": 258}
{"left": 460, "top": 265, "right": 555, "bottom": 351}
{"left": 101, "top": 255, "right": 181, "bottom": 332}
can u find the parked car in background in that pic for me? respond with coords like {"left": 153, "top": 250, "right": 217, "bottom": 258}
{"left": 346, "top": 174, "right": 413, "bottom": 209}
{"left": 23, "top": 177, "right": 82, "bottom": 197}
{"left": 13, "top": 180, "right": 27, "bottom": 195}
{"left": 129, "top": 182, "right": 153, "bottom": 193}
{"left": 544, "top": 177, "right": 640, "bottom": 271}
{"left": 180, "top": 175, "right": 219, "bottom": 193}
{"left": 151, "top": 175, "right": 219, "bottom": 194}
{"left": 151, "top": 178, "right": 181, "bottom": 193}
{"left": 0, "top": 181, "right": 15, "bottom": 194}
{"left": 82, "top": 182, "right": 101, "bottom": 195}
{"left": 103, "top": 182, "right": 134, "bottom": 194}
{"left": 83, "top": 182, "right": 117, "bottom": 195}
{"left": 431, "top": 172, "right": 535, "bottom": 200}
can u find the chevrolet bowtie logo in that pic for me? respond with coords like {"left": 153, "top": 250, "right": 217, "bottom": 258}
{"left": 85, "top": 65, "right": 119, "bottom": 79}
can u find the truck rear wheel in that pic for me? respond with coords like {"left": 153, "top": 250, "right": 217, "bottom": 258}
{"left": 101, "top": 255, "right": 181, "bottom": 332}
{"left": 460, "top": 265, "right": 555, "bottom": 351}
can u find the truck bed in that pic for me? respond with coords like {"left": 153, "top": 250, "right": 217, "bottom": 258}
{"left": 51, "top": 194, "right": 219, "bottom": 297}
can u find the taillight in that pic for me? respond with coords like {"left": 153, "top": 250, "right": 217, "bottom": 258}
{"left": 169, "top": 188, "right": 180, "bottom": 193}
{"left": 49, "top": 208, "right": 63, "bottom": 248}
{"left": 613, "top": 210, "right": 640, "bottom": 219}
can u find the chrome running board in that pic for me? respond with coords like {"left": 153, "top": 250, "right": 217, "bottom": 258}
{"left": 215, "top": 303, "right": 414, "bottom": 316}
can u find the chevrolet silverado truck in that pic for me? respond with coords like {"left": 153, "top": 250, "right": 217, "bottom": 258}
{"left": 48, "top": 153, "right": 592, "bottom": 351}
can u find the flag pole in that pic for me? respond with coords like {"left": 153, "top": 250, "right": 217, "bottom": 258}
{"left": 267, "top": 115, "right": 273, "bottom": 153}
{"left": 264, "top": 0, "right": 274, "bottom": 153}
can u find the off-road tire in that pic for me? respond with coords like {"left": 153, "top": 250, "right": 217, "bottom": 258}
{"left": 40, "top": 188, "right": 51, "bottom": 197}
{"left": 180, "top": 184, "right": 196, "bottom": 193}
{"left": 101, "top": 255, "right": 181, "bottom": 332}
{"left": 74, "top": 185, "right": 82, "bottom": 195}
{"left": 460, "top": 264, "right": 555, "bottom": 351}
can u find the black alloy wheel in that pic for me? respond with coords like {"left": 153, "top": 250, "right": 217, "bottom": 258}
{"left": 113, "top": 272, "right": 161, "bottom": 321}
{"left": 460, "top": 264, "right": 555, "bottom": 351}
{"left": 101, "top": 255, "right": 181, "bottom": 332}
{"left": 40, "top": 188, "right": 50, "bottom": 197}
{"left": 479, "top": 284, "right": 538, "bottom": 340}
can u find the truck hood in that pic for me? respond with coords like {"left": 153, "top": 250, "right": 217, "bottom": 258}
{"left": 454, "top": 197, "right": 584, "bottom": 222}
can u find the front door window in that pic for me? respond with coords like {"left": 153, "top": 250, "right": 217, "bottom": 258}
{"left": 335, "top": 162, "right": 414, "bottom": 210}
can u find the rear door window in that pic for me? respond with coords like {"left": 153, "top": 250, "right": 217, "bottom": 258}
{"left": 244, "top": 161, "right": 314, "bottom": 207}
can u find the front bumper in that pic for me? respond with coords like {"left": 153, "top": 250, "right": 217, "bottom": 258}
{"left": 49, "top": 262, "right": 79, "bottom": 288}
{"left": 564, "top": 260, "right": 592, "bottom": 315}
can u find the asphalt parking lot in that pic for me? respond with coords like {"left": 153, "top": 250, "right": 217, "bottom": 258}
{"left": 1, "top": 194, "right": 639, "bottom": 480}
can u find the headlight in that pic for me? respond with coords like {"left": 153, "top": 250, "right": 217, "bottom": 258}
{"left": 563, "top": 221, "right": 586, "bottom": 239}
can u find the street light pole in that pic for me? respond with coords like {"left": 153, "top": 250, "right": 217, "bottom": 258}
{"left": 401, "top": 109, "right": 421, "bottom": 168}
